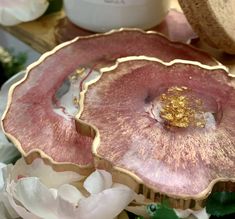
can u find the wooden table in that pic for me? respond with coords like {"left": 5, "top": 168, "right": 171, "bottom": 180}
{"left": 1, "top": 12, "right": 64, "bottom": 54}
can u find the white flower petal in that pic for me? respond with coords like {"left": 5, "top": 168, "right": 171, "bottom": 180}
{"left": 193, "top": 208, "right": 210, "bottom": 219}
{"left": 0, "top": 134, "right": 20, "bottom": 164}
{"left": 84, "top": 169, "right": 112, "bottom": 194}
{"left": 0, "top": 8, "right": 21, "bottom": 26}
{"left": 2, "top": 158, "right": 84, "bottom": 218}
{"left": 56, "top": 194, "right": 77, "bottom": 219}
{"left": 0, "top": 163, "right": 6, "bottom": 190}
{"left": 11, "top": 158, "right": 83, "bottom": 188}
{"left": 7, "top": 190, "right": 42, "bottom": 219}
{"left": 1, "top": 193, "right": 19, "bottom": 218}
{"left": 40, "top": 185, "right": 84, "bottom": 219}
{"left": 12, "top": 0, "right": 49, "bottom": 22}
{"left": 0, "top": 202, "right": 14, "bottom": 219}
{"left": 49, "top": 188, "right": 58, "bottom": 199}
{"left": 77, "top": 185, "right": 135, "bottom": 219}
{"left": 174, "top": 208, "right": 191, "bottom": 218}
{"left": 0, "top": 165, "right": 19, "bottom": 218}
{"left": 0, "top": 0, "right": 49, "bottom": 26}
{"left": 3, "top": 161, "right": 134, "bottom": 219}
{"left": 0, "top": 72, "right": 24, "bottom": 164}
{"left": 58, "top": 184, "right": 84, "bottom": 204}
{"left": 56, "top": 180, "right": 134, "bottom": 219}
{"left": 175, "top": 208, "right": 210, "bottom": 219}
{"left": 12, "top": 177, "right": 58, "bottom": 219}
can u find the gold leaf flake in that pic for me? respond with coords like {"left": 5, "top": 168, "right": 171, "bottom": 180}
{"left": 160, "top": 86, "right": 205, "bottom": 128}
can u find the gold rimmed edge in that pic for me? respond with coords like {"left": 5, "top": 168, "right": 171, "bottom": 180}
{"left": 76, "top": 55, "right": 234, "bottom": 209}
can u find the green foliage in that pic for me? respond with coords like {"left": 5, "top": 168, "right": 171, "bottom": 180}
{"left": 146, "top": 201, "right": 179, "bottom": 219}
{"left": 206, "top": 192, "right": 235, "bottom": 217}
{"left": 45, "top": 0, "right": 63, "bottom": 15}
{"left": 10, "top": 153, "right": 22, "bottom": 165}
{"left": 0, "top": 47, "right": 27, "bottom": 81}
{"left": 128, "top": 192, "right": 235, "bottom": 219}
{"left": 126, "top": 211, "right": 144, "bottom": 219}
{"left": 127, "top": 201, "right": 179, "bottom": 219}
{"left": 3, "top": 52, "right": 27, "bottom": 78}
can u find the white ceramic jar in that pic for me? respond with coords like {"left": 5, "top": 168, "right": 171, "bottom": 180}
{"left": 63, "top": 0, "right": 170, "bottom": 32}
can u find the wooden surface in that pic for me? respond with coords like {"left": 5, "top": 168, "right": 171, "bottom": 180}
{"left": 0, "top": 11, "right": 64, "bottom": 54}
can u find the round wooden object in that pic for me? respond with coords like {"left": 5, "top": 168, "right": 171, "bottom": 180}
{"left": 179, "top": 0, "right": 235, "bottom": 54}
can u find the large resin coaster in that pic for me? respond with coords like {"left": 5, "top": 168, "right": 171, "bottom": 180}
{"left": 2, "top": 29, "right": 217, "bottom": 174}
{"left": 79, "top": 56, "right": 235, "bottom": 205}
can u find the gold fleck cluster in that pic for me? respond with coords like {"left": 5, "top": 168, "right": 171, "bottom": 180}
{"left": 69, "top": 67, "right": 86, "bottom": 108}
{"left": 69, "top": 67, "right": 86, "bottom": 82}
{"left": 160, "top": 86, "right": 205, "bottom": 128}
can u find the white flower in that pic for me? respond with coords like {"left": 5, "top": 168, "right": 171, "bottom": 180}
{"left": 0, "top": 0, "right": 49, "bottom": 26}
{"left": 0, "top": 72, "right": 25, "bottom": 164}
{"left": 0, "top": 163, "right": 19, "bottom": 218}
{"left": 0, "top": 157, "right": 83, "bottom": 218}
{"left": 175, "top": 208, "right": 210, "bottom": 219}
{"left": 0, "top": 157, "right": 134, "bottom": 219}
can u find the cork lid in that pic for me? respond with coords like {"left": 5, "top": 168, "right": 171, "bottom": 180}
{"left": 179, "top": 0, "right": 235, "bottom": 54}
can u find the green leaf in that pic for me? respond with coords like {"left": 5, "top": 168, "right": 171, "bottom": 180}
{"left": 45, "top": 0, "right": 63, "bottom": 15}
{"left": 206, "top": 192, "right": 235, "bottom": 217}
{"left": 146, "top": 201, "right": 179, "bottom": 219}
{"left": 1, "top": 49, "right": 27, "bottom": 79}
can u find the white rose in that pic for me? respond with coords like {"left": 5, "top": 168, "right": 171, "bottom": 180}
{"left": 0, "top": 0, "right": 49, "bottom": 26}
